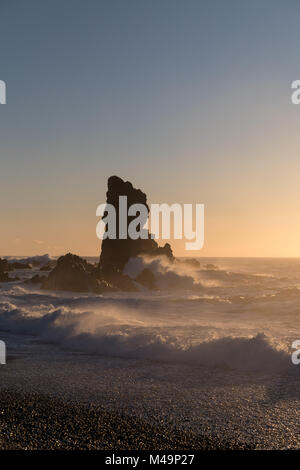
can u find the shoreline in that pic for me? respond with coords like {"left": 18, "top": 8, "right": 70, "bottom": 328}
{"left": 0, "top": 328, "right": 299, "bottom": 450}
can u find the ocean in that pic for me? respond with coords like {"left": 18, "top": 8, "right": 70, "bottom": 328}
{"left": 0, "top": 256, "right": 300, "bottom": 448}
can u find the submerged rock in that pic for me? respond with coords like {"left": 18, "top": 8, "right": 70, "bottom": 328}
{"left": 98, "top": 176, "right": 174, "bottom": 276}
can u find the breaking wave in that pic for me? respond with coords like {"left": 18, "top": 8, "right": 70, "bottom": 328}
{"left": 0, "top": 298, "right": 292, "bottom": 373}
{"left": 1, "top": 257, "right": 299, "bottom": 374}
{"left": 124, "top": 255, "right": 281, "bottom": 290}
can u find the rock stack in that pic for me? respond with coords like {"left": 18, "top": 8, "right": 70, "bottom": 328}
{"left": 98, "top": 175, "right": 173, "bottom": 276}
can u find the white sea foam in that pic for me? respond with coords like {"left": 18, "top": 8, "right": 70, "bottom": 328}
{"left": 0, "top": 296, "right": 294, "bottom": 373}
{"left": 0, "top": 257, "right": 299, "bottom": 373}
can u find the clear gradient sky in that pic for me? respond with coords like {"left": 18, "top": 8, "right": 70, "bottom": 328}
{"left": 1, "top": 0, "right": 300, "bottom": 257}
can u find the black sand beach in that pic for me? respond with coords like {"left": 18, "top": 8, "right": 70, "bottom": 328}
{"left": 0, "top": 390, "right": 253, "bottom": 450}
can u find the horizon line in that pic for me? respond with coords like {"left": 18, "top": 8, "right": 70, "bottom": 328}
{"left": 3, "top": 254, "right": 300, "bottom": 260}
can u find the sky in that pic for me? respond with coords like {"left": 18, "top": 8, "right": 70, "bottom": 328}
{"left": 1, "top": 0, "right": 300, "bottom": 257}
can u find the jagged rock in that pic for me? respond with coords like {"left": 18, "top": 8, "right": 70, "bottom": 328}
{"left": 39, "top": 264, "right": 52, "bottom": 272}
{"left": 42, "top": 253, "right": 97, "bottom": 292}
{"left": 154, "top": 243, "right": 173, "bottom": 259}
{"left": 135, "top": 268, "right": 157, "bottom": 290}
{"left": 105, "top": 273, "right": 138, "bottom": 292}
{"left": 41, "top": 253, "right": 116, "bottom": 293}
{"left": 98, "top": 176, "right": 174, "bottom": 276}
{"left": 40, "top": 251, "right": 138, "bottom": 292}
{"left": 27, "top": 274, "right": 45, "bottom": 284}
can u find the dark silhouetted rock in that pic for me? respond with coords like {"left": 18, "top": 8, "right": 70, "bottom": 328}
{"left": 39, "top": 264, "right": 52, "bottom": 272}
{"left": 27, "top": 275, "right": 45, "bottom": 284}
{"left": 41, "top": 253, "right": 94, "bottom": 292}
{"left": 98, "top": 176, "right": 174, "bottom": 276}
{"left": 9, "top": 262, "right": 32, "bottom": 270}
{"left": 135, "top": 268, "right": 157, "bottom": 290}
{"left": 0, "top": 258, "right": 9, "bottom": 272}
{"left": 154, "top": 243, "right": 174, "bottom": 260}
{"left": 40, "top": 177, "right": 176, "bottom": 293}
{"left": 106, "top": 273, "right": 138, "bottom": 292}
{"left": 41, "top": 253, "right": 116, "bottom": 293}
{"left": 0, "top": 258, "right": 10, "bottom": 282}
{"left": 0, "top": 272, "right": 9, "bottom": 282}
